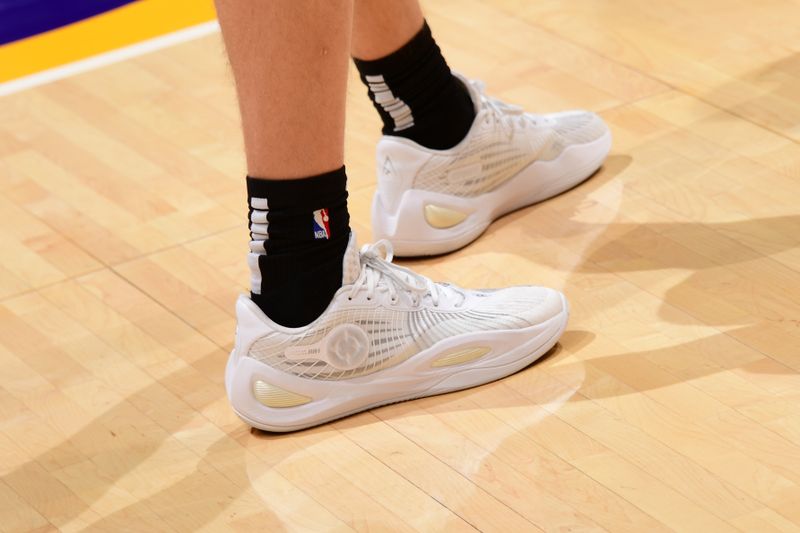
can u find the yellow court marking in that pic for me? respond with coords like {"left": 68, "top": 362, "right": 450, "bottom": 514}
{"left": 0, "top": 0, "right": 216, "bottom": 84}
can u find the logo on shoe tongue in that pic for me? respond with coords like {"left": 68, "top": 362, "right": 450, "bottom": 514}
{"left": 312, "top": 208, "right": 331, "bottom": 240}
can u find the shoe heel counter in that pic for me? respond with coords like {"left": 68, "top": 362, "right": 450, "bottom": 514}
{"left": 376, "top": 138, "right": 426, "bottom": 213}
{"left": 234, "top": 295, "right": 266, "bottom": 361}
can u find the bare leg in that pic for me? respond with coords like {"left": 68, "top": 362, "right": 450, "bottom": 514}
{"left": 216, "top": 0, "right": 354, "bottom": 327}
{"left": 351, "top": 0, "right": 473, "bottom": 150}
{"left": 351, "top": 0, "right": 423, "bottom": 60}
{"left": 215, "top": 0, "right": 353, "bottom": 179}
{"left": 220, "top": 0, "right": 579, "bottom": 434}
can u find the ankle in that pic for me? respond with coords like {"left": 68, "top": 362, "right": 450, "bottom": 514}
{"left": 246, "top": 167, "right": 350, "bottom": 327}
{"left": 354, "top": 21, "right": 475, "bottom": 150}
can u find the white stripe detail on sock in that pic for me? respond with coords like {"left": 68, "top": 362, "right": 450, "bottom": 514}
{"left": 365, "top": 74, "right": 415, "bottom": 132}
{"left": 247, "top": 253, "right": 262, "bottom": 295}
{"left": 251, "top": 197, "right": 268, "bottom": 210}
{"left": 249, "top": 196, "right": 269, "bottom": 294}
{"left": 250, "top": 210, "right": 268, "bottom": 224}
{"left": 249, "top": 223, "right": 268, "bottom": 237}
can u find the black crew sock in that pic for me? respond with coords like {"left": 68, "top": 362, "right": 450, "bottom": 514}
{"left": 353, "top": 21, "right": 475, "bottom": 150}
{"left": 246, "top": 167, "right": 350, "bottom": 328}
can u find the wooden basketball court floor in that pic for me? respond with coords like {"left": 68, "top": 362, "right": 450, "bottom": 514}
{"left": 2, "top": 0, "right": 800, "bottom": 531}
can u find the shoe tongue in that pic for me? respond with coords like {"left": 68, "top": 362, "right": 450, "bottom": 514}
{"left": 341, "top": 232, "right": 361, "bottom": 285}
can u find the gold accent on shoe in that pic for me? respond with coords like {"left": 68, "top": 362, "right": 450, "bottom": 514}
{"left": 424, "top": 204, "right": 468, "bottom": 229}
{"left": 253, "top": 380, "right": 311, "bottom": 408}
{"left": 432, "top": 346, "right": 491, "bottom": 367}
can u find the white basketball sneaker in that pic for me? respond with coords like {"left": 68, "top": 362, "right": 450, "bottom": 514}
{"left": 226, "top": 234, "right": 568, "bottom": 432}
{"left": 372, "top": 74, "right": 612, "bottom": 256}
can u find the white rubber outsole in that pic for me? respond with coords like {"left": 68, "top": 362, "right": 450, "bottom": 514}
{"left": 372, "top": 131, "right": 612, "bottom": 256}
{"left": 226, "top": 295, "right": 569, "bottom": 433}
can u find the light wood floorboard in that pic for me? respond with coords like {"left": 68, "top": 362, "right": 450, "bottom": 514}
{"left": 1, "top": 1, "right": 799, "bottom": 531}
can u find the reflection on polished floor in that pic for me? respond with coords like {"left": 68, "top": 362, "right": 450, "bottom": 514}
{"left": 2, "top": 0, "right": 800, "bottom": 530}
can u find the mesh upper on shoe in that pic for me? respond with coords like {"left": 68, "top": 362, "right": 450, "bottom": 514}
{"left": 247, "top": 285, "right": 556, "bottom": 381}
{"left": 410, "top": 79, "right": 608, "bottom": 198}
{"left": 537, "top": 111, "right": 609, "bottom": 161}
{"left": 412, "top": 123, "right": 541, "bottom": 197}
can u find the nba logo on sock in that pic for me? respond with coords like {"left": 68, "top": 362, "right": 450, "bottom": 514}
{"left": 312, "top": 208, "right": 331, "bottom": 239}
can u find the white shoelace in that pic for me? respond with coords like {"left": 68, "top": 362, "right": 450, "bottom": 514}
{"left": 469, "top": 79, "right": 546, "bottom": 133}
{"left": 347, "top": 240, "right": 464, "bottom": 308}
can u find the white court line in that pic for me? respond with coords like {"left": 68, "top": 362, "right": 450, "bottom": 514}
{"left": 0, "top": 20, "right": 220, "bottom": 97}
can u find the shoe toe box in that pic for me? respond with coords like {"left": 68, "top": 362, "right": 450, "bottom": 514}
{"left": 545, "top": 110, "right": 609, "bottom": 146}
{"left": 474, "top": 286, "right": 567, "bottom": 327}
